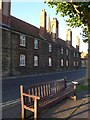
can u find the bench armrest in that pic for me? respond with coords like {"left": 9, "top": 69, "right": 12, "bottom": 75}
{"left": 72, "top": 81, "right": 78, "bottom": 85}
{"left": 23, "top": 93, "right": 40, "bottom": 100}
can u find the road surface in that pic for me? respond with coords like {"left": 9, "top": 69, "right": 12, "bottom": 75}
{"left": 2, "top": 69, "right": 86, "bottom": 103}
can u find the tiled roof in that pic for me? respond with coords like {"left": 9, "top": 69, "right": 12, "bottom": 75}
{"left": 10, "top": 16, "right": 40, "bottom": 39}
{"left": 10, "top": 16, "right": 57, "bottom": 44}
{"left": 10, "top": 15, "right": 78, "bottom": 51}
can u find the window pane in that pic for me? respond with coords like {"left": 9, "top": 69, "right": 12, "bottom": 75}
{"left": 66, "top": 60, "right": 68, "bottom": 66}
{"left": 61, "top": 48, "right": 63, "bottom": 54}
{"left": 20, "top": 54, "right": 25, "bottom": 66}
{"left": 34, "top": 39, "right": 38, "bottom": 49}
{"left": 49, "top": 43, "right": 52, "bottom": 52}
{"left": 66, "top": 49, "right": 68, "bottom": 56}
{"left": 61, "top": 59, "right": 64, "bottom": 66}
{"left": 34, "top": 56, "right": 38, "bottom": 66}
{"left": 77, "top": 61, "right": 79, "bottom": 66}
{"left": 74, "top": 61, "right": 76, "bottom": 66}
{"left": 20, "top": 34, "right": 26, "bottom": 47}
{"left": 74, "top": 52, "right": 75, "bottom": 57}
{"left": 49, "top": 57, "right": 52, "bottom": 66}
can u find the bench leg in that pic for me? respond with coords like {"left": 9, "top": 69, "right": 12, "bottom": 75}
{"left": 21, "top": 107, "right": 24, "bottom": 120}
{"left": 20, "top": 85, "right": 26, "bottom": 119}
{"left": 34, "top": 99, "right": 38, "bottom": 120}
{"left": 69, "top": 84, "right": 77, "bottom": 100}
{"left": 69, "top": 95, "right": 77, "bottom": 100}
{"left": 73, "top": 84, "right": 77, "bottom": 100}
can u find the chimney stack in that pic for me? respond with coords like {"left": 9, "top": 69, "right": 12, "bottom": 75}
{"left": 47, "top": 14, "right": 51, "bottom": 33}
{"left": 1, "top": 1, "right": 11, "bottom": 26}
{"left": 66, "top": 29, "right": 72, "bottom": 46}
{"left": 51, "top": 18, "right": 59, "bottom": 41}
{"left": 40, "top": 9, "right": 47, "bottom": 37}
{"left": 76, "top": 36, "right": 80, "bottom": 51}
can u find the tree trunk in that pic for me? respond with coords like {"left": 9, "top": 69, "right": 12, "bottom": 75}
{"left": 86, "top": 13, "right": 90, "bottom": 84}
{"left": 86, "top": 39, "right": 90, "bottom": 83}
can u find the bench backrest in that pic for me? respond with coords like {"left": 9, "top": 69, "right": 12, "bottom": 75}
{"left": 23, "top": 79, "right": 66, "bottom": 104}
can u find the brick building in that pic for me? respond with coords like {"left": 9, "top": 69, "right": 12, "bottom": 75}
{"left": 1, "top": 2, "right": 81, "bottom": 77}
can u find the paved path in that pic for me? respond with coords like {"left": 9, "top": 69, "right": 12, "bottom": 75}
{"left": 40, "top": 90, "right": 89, "bottom": 119}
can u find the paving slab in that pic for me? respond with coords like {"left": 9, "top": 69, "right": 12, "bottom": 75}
{"left": 40, "top": 90, "right": 90, "bottom": 119}
{"left": 2, "top": 102, "right": 21, "bottom": 118}
{"left": 70, "top": 95, "right": 90, "bottom": 119}
{"left": 39, "top": 98, "right": 85, "bottom": 119}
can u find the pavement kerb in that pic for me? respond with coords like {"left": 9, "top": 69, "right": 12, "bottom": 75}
{"left": 2, "top": 69, "right": 85, "bottom": 80}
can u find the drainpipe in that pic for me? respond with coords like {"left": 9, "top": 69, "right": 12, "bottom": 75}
{"left": 9, "top": 28, "right": 13, "bottom": 76}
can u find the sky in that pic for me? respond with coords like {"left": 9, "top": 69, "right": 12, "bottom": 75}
{"left": 11, "top": 1, "right": 88, "bottom": 53}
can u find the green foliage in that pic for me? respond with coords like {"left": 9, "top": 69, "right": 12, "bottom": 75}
{"left": 82, "top": 27, "right": 88, "bottom": 42}
{"left": 45, "top": 1, "right": 90, "bottom": 42}
{"left": 77, "top": 84, "right": 90, "bottom": 92}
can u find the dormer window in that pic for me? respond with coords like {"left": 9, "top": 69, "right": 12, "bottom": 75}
{"left": 20, "top": 34, "right": 26, "bottom": 47}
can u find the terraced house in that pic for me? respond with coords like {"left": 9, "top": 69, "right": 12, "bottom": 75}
{"left": 1, "top": 2, "right": 81, "bottom": 77}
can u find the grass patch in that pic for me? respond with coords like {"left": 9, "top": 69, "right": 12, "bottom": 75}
{"left": 77, "top": 84, "right": 90, "bottom": 91}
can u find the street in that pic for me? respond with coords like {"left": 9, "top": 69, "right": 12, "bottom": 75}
{"left": 2, "top": 69, "right": 86, "bottom": 103}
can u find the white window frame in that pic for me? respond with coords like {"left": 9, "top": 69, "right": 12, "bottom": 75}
{"left": 66, "top": 49, "right": 68, "bottom": 56}
{"left": 49, "top": 57, "right": 52, "bottom": 66}
{"left": 77, "top": 53, "right": 78, "bottom": 57}
{"left": 66, "top": 60, "right": 68, "bottom": 66}
{"left": 20, "top": 34, "right": 26, "bottom": 47}
{"left": 61, "top": 48, "right": 63, "bottom": 54}
{"left": 49, "top": 43, "right": 52, "bottom": 52}
{"left": 20, "top": 54, "right": 25, "bottom": 66}
{"left": 77, "top": 61, "right": 79, "bottom": 66}
{"left": 74, "top": 52, "right": 75, "bottom": 57}
{"left": 34, "top": 56, "right": 38, "bottom": 66}
{"left": 34, "top": 38, "right": 38, "bottom": 49}
{"left": 74, "top": 61, "right": 76, "bottom": 67}
{"left": 61, "top": 59, "right": 64, "bottom": 66}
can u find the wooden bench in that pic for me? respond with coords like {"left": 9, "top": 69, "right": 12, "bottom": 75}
{"left": 20, "top": 78, "right": 78, "bottom": 120}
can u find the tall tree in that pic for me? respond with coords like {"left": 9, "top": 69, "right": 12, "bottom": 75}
{"left": 45, "top": 1, "right": 90, "bottom": 84}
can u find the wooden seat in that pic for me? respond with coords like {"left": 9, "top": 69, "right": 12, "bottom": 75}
{"left": 20, "top": 79, "right": 78, "bottom": 120}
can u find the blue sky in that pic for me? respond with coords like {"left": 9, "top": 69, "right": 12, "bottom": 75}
{"left": 11, "top": 1, "right": 88, "bottom": 52}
